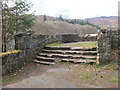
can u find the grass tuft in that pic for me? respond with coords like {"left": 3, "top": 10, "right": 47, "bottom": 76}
{"left": 94, "top": 62, "right": 118, "bottom": 71}
{"left": 113, "top": 79, "right": 119, "bottom": 83}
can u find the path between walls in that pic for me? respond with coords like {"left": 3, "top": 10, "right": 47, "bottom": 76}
{"left": 3, "top": 63, "right": 118, "bottom": 88}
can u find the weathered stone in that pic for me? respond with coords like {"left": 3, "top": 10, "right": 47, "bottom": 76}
{"left": 2, "top": 51, "right": 25, "bottom": 75}
{"left": 3, "top": 33, "right": 98, "bottom": 75}
{"left": 97, "top": 29, "right": 119, "bottom": 64}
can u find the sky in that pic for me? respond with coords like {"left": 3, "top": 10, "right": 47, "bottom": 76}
{"left": 28, "top": 0, "right": 119, "bottom": 19}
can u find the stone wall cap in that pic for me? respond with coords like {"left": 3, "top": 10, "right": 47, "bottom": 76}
{"left": 15, "top": 33, "right": 32, "bottom": 37}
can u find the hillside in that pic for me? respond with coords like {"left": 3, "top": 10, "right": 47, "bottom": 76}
{"left": 32, "top": 15, "right": 118, "bottom": 35}
{"left": 85, "top": 16, "right": 118, "bottom": 29}
{"left": 32, "top": 15, "right": 98, "bottom": 35}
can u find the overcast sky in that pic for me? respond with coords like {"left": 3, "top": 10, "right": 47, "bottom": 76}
{"left": 28, "top": 0, "right": 119, "bottom": 19}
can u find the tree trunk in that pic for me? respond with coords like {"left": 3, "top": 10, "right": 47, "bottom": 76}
{"left": 2, "top": 4, "right": 7, "bottom": 52}
{"left": 2, "top": 15, "right": 7, "bottom": 52}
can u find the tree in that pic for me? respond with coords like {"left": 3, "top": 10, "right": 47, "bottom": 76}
{"left": 58, "top": 15, "right": 64, "bottom": 21}
{"left": 11, "top": 1, "right": 35, "bottom": 34}
{"left": 2, "top": 0, "right": 9, "bottom": 52}
{"left": 2, "top": 0, "right": 36, "bottom": 52}
{"left": 65, "top": 19, "right": 100, "bottom": 29}
{"left": 43, "top": 15, "right": 47, "bottom": 22}
{"left": 65, "top": 20, "right": 68, "bottom": 22}
{"left": 53, "top": 19, "right": 56, "bottom": 21}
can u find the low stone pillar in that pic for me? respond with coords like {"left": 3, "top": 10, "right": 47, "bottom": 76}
{"left": 97, "top": 29, "right": 119, "bottom": 64}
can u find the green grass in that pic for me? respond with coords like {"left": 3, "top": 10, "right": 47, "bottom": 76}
{"left": 113, "top": 79, "right": 119, "bottom": 83}
{"left": 46, "top": 42, "right": 97, "bottom": 48}
{"left": 2, "top": 69, "right": 28, "bottom": 86}
{"left": 46, "top": 42, "right": 63, "bottom": 47}
{"left": 95, "top": 62, "right": 118, "bottom": 71}
{"left": 2, "top": 62, "right": 34, "bottom": 86}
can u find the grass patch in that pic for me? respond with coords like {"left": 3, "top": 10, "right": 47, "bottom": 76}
{"left": 46, "top": 42, "right": 97, "bottom": 48}
{"left": 113, "top": 79, "right": 119, "bottom": 83}
{"left": 94, "top": 62, "right": 118, "bottom": 71}
{"left": 2, "top": 62, "right": 34, "bottom": 86}
{"left": 2, "top": 68, "right": 28, "bottom": 86}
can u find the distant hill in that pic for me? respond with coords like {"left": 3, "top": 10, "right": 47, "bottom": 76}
{"left": 32, "top": 15, "right": 98, "bottom": 35}
{"left": 85, "top": 16, "right": 118, "bottom": 29}
{"left": 32, "top": 15, "right": 118, "bottom": 35}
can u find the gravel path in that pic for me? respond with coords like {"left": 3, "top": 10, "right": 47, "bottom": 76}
{"left": 3, "top": 63, "right": 118, "bottom": 88}
{"left": 4, "top": 66, "right": 77, "bottom": 88}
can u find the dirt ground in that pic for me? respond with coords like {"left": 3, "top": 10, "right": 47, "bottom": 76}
{"left": 3, "top": 62, "right": 118, "bottom": 88}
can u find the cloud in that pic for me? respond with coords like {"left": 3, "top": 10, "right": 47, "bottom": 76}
{"left": 28, "top": 0, "right": 119, "bottom": 19}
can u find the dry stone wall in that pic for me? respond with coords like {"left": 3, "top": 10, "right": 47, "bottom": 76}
{"left": 2, "top": 33, "right": 97, "bottom": 75}
{"left": 2, "top": 29, "right": 119, "bottom": 75}
{"left": 97, "top": 29, "right": 119, "bottom": 64}
{"left": 78, "top": 35, "right": 97, "bottom": 42}
{"left": 2, "top": 33, "right": 62, "bottom": 75}
{"left": 2, "top": 51, "right": 25, "bottom": 75}
{"left": 61, "top": 34, "right": 97, "bottom": 43}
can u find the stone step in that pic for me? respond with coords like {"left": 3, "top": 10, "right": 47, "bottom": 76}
{"left": 71, "top": 47, "right": 97, "bottom": 51}
{"left": 44, "top": 46, "right": 70, "bottom": 50}
{"left": 44, "top": 46, "right": 97, "bottom": 51}
{"left": 60, "top": 59, "right": 96, "bottom": 63}
{"left": 42, "top": 49, "right": 97, "bottom": 55}
{"left": 33, "top": 59, "right": 55, "bottom": 65}
{"left": 38, "top": 53, "right": 97, "bottom": 60}
{"left": 35, "top": 56, "right": 55, "bottom": 62}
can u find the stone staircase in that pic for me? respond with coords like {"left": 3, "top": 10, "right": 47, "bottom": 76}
{"left": 33, "top": 46, "right": 97, "bottom": 65}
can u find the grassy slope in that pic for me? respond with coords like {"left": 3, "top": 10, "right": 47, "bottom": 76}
{"left": 32, "top": 16, "right": 98, "bottom": 35}
{"left": 85, "top": 16, "right": 118, "bottom": 29}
